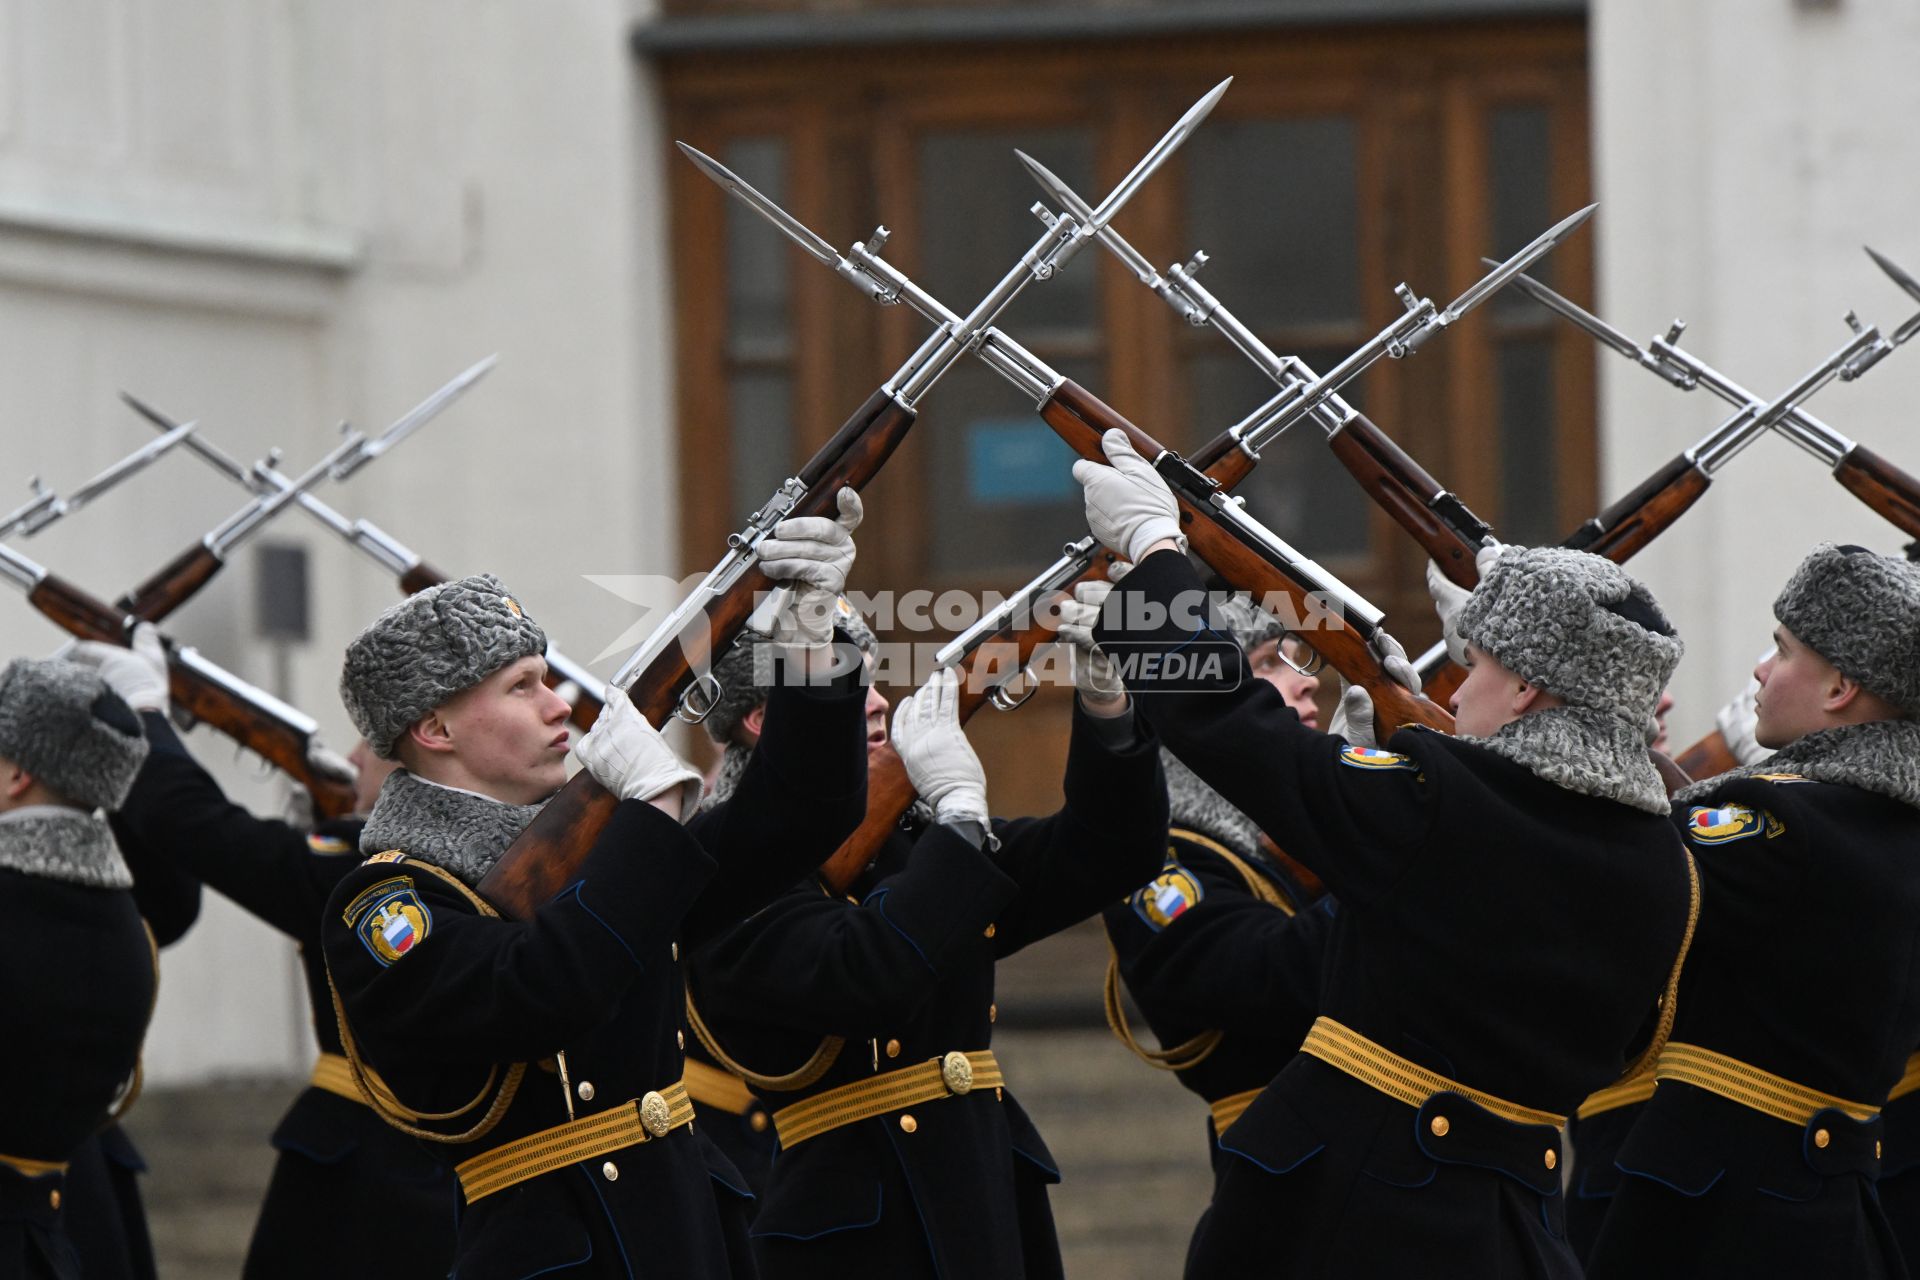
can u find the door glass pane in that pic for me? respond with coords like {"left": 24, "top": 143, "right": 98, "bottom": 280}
{"left": 724, "top": 137, "right": 794, "bottom": 524}
{"left": 919, "top": 128, "right": 1097, "bottom": 336}
{"left": 1497, "top": 336, "right": 1559, "bottom": 545}
{"left": 1186, "top": 116, "right": 1360, "bottom": 329}
{"left": 1189, "top": 345, "right": 1369, "bottom": 557}
{"left": 1487, "top": 106, "right": 1553, "bottom": 317}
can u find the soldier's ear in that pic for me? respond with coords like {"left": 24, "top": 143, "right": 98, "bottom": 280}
{"left": 0, "top": 759, "right": 31, "bottom": 801}
{"left": 404, "top": 710, "right": 458, "bottom": 757}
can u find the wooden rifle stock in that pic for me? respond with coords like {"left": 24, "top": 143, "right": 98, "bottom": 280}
{"left": 114, "top": 541, "right": 223, "bottom": 623}
{"left": 1561, "top": 453, "right": 1711, "bottom": 561}
{"left": 478, "top": 389, "right": 920, "bottom": 919}
{"left": 25, "top": 574, "right": 357, "bottom": 819}
{"left": 1673, "top": 729, "right": 1741, "bottom": 781}
{"left": 817, "top": 549, "right": 1124, "bottom": 893}
{"left": 399, "top": 562, "right": 450, "bottom": 596}
{"left": 1325, "top": 415, "right": 1483, "bottom": 589}
{"left": 1040, "top": 380, "right": 1453, "bottom": 738}
{"left": 1834, "top": 445, "right": 1920, "bottom": 541}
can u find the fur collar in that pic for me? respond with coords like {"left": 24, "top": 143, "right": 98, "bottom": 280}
{"left": 0, "top": 805, "right": 133, "bottom": 889}
{"left": 1163, "top": 748, "right": 1263, "bottom": 861}
{"left": 1675, "top": 718, "right": 1920, "bottom": 812}
{"left": 359, "top": 769, "right": 545, "bottom": 887}
{"left": 1465, "top": 705, "right": 1670, "bottom": 814}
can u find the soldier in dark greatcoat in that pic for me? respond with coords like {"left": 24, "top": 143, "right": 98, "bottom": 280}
{"left": 1587, "top": 543, "right": 1920, "bottom": 1280}
{"left": 1071, "top": 429, "right": 1696, "bottom": 1278}
{"left": 1097, "top": 593, "right": 1332, "bottom": 1218}
{"left": 322, "top": 490, "right": 871, "bottom": 1279}
{"left": 0, "top": 657, "right": 158, "bottom": 1280}
{"left": 74, "top": 622, "right": 455, "bottom": 1279}
{"left": 684, "top": 606, "right": 1168, "bottom": 1279}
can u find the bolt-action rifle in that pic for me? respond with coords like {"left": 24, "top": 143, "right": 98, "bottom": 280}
{"left": 1, "top": 538, "right": 358, "bottom": 819}
{"left": 476, "top": 83, "right": 1228, "bottom": 918}
{"left": 0, "top": 422, "right": 198, "bottom": 541}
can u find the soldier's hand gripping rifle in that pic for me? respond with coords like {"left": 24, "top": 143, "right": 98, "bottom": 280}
{"left": 475, "top": 83, "right": 1229, "bottom": 919}
{"left": 0, "top": 421, "right": 198, "bottom": 541}
{"left": 1, "top": 540, "right": 358, "bottom": 818}
{"left": 689, "top": 122, "right": 1445, "bottom": 743}
{"left": 1018, "top": 151, "right": 1589, "bottom": 593}
{"left": 120, "top": 362, "right": 610, "bottom": 732}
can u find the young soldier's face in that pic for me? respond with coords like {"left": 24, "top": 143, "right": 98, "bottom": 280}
{"left": 1753, "top": 627, "right": 1841, "bottom": 749}
{"left": 431, "top": 656, "right": 573, "bottom": 804}
{"left": 1449, "top": 643, "right": 1530, "bottom": 738}
{"left": 1248, "top": 637, "right": 1320, "bottom": 729}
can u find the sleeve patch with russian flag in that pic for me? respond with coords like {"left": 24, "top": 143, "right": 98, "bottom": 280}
{"left": 342, "top": 876, "right": 433, "bottom": 967}
{"left": 1339, "top": 746, "right": 1420, "bottom": 773}
{"left": 1685, "top": 804, "right": 1784, "bottom": 846}
{"left": 307, "top": 833, "right": 354, "bottom": 855}
{"left": 1130, "top": 859, "right": 1204, "bottom": 931}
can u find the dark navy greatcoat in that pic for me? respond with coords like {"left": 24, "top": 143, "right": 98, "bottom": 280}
{"left": 1588, "top": 771, "right": 1920, "bottom": 1280}
{"left": 0, "top": 845, "right": 156, "bottom": 1279}
{"left": 323, "top": 673, "right": 866, "bottom": 1280}
{"left": 687, "top": 700, "right": 1168, "bottom": 1279}
{"left": 1096, "top": 549, "right": 1692, "bottom": 1280}
{"left": 111, "top": 711, "right": 455, "bottom": 1278}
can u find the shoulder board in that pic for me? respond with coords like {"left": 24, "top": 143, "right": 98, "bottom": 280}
{"left": 1129, "top": 858, "right": 1204, "bottom": 932}
{"left": 1684, "top": 803, "right": 1786, "bottom": 846}
{"left": 366, "top": 849, "right": 408, "bottom": 864}
{"left": 1750, "top": 772, "right": 1810, "bottom": 784}
{"left": 1338, "top": 745, "right": 1421, "bottom": 773}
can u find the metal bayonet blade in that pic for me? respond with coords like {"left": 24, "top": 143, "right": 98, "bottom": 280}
{"left": 678, "top": 142, "right": 844, "bottom": 269}
{"left": 1016, "top": 149, "right": 1161, "bottom": 284}
{"left": 61, "top": 420, "right": 197, "bottom": 510}
{"left": 1443, "top": 203, "right": 1596, "bottom": 322}
{"left": 1086, "top": 78, "right": 1231, "bottom": 229}
{"left": 1866, "top": 245, "right": 1920, "bottom": 307}
{"left": 348, "top": 354, "right": 498, "bottom": 472}
{"left": 1485, "top": 260, "right": 1645, "bottom": 362}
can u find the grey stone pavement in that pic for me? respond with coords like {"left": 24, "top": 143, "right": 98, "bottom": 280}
{"left": 129, "top": 918, "right": 1221, "bottom": 1278}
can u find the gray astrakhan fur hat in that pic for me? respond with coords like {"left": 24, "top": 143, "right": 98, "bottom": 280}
{"left": 0, "top": 657, "right": 149, "bottom": 810}
{"left": 1213, "top": 593, "right": 1285, "bottom": 658}
{"left": 703, "top": 597, "right": 877, "bottom": 743}
{"left": 1455, "top": 545, "right": 1682, "bottom": 725}
{"left": 1774, "top": 543, "right": 1920, "bottom": 716}
{"left": 341, "top": 574, "right": 548, "bottom": 759}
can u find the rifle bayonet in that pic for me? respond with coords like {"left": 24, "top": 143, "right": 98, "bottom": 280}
{"left": 329, "top": 355, "right": 497, "bottom": 482}
{"left": 1865, "top": 246, "right": 1920, "bottom": 347}
{"left": 3, "top": 421, "right": 199, "bottom": 540}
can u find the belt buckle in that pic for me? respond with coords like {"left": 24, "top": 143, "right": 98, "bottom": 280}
{"left": 639, "top": 1090, "right": 674, "bottom": 1138}
{"left": 941, "top": 1051, "right": 974, "bottom": 1096}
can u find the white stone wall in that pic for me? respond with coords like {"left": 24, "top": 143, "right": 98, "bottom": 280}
{"left": 0, "top": 0, "right": 676, "bottom": 1084}
{"left": 1593, "top": 0, "right": 1920, "bottom": 746}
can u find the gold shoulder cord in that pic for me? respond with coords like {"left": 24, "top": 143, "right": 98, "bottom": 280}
{"left": 325, "top": 854, "right": 527, "bottom": 1145}
{"left": 1612, "top": 848, "right": 1703, "bottom": 1087}
{"left": 685, "top": 983, "right": 845, "bottom": 1093}
{"left": 1104, "top": 830, "right": 1298, "bottom": 1072}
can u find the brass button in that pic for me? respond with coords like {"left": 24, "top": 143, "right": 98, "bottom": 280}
{"left": 48, "top": 1189, "right": 60, "bottom": 1211}
{"left": 995, "top": 1087, "right": 1004, "bottom": 1101}
{"left": 941, "top": 1051, "right": 975, "bottom": 1095}
{"left": 749, "top": 1111, "right": 770, "bottom": 1133}
{"left": 601, "top": 1161, "right": 619, "bottom": 1181}
{"left": 640, "top": 1090, "right": 674, "bottom": 1138}
{"left": 671, "top": 942, "right": 679, "bottom": 962}
{"left": 1430, "top": 1115, "right": 1450, "bottom": 1138}
{"left": 677, "top": 1030, "right": 686, "bottom": 1050}
{"left": 1814, "top": 1128, "right": 1831, "bottom": 1149}
{"left": 984, "top": 924, "right": 996, "bottom": 938}
{"left": 885, "top": 1038, "right": 902, "bottom": 1059}
{"left": 989, "top": 1003, "right": 997, "bottom": 1023}
{"left": 1544, "top": 1148, "right": 1558, "bottom": 1171}
{"left": 899, "top": 1114, "right": 918, "bottom": 1133}
{"left": 577, "top": 1080, "right": 596, "bottom": 1102}
{"left": 1877, "top": 1140, "right": 1884, "bottom": 1159}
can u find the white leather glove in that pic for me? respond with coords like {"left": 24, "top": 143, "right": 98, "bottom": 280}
{"left": 575, "top": 692, "right": 703, "bottom": 816}
{"left": 756, "top": 488, "right": 862, "bottom": 650}
{"left": 1370, "top": 629, "right": 1421, "bottom": 696}
{"left": 1071, "top": 430, "right": 1186, "bottom": 564}
{"left": 1716, "top": 659, "right": 1770, "bottom": 766}
{"left": 1054, "top": 578, "right": 1124, "bottom": 703}
{"left": 891, "top": 668, "right": 989, "bottom": 828}
{"left": 68, "top": 623, "right": 169, "bottom": 713}
{"left": 1425, "top": 560, "right": 1474, "bottom": 667}
{"left": 1329, "top": 682, "right": 1379, "bottom": 749}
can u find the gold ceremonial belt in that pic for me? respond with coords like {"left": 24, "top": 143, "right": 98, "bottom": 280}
{"left": 1889, "top": 1052, "right": 1920, "bottom": 1105}
{"left": 774, "top": 1050, "right": 1002, "bottom": 1149}
{"left": 1576, "top": 1074, "right": 1659, "bottom": 1121}
{"left": 455, "top": 1082, "right": 693, "bottom": 1204}
{"left": 1300, "top": 1017, "right": 1568, "bottom": 1130}
{"left": 1208, "top": 1088, "right": 1262, "bottom": 1137}
{"left": 1655, "top": 1042, "right": 1878, "bottom": 1127}
{"left": 685, "top": 1059, "right": 757, "bottom": 1117}
{"left": 309, "top": 1052, "right": 367, "bottom": 1107}
{"left": 0, "top": 1153, "right": 67, "bottom": 1178}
